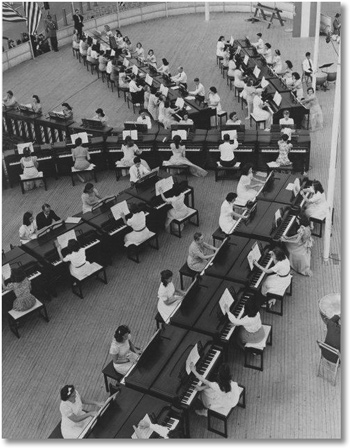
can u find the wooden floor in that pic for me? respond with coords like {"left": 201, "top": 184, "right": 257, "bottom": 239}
{"left": 2, "top": 7, "right": 341, "bottom": 440}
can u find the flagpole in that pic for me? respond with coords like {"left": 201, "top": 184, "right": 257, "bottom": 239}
{"left": 28, "top": 35, "right": 36, "bottom": 60}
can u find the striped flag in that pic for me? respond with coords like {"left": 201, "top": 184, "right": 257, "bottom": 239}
{"left": 2, "top": 2, "right": 27, "bottom": 22}
{"left": 23, "top": 2, "right": 42, "bottom": 35}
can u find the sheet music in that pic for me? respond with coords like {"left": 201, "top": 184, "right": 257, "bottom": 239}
{"left": 56, "top": 230, "right": 77, "bottom": 248}
{"left": 155, "top": 176, "right": 174, "bottom": 196}
{"left": 247, "top": 243, "right": 261, "bottom": 270}
{"left": 221, "top": 130, "right": 237, "bottom": 140}
{"left": 175, "top": 97, "right": 185, "bottom": 109}
{"left": 122, "top": 130, "right": 138, "bottom": 140}
{"left": 110, "top": 201, "right": 130, "bottom": 220}
{"left": 253, "top": 65, "right": 260, "bottom": 78}
{"left": 123, "top": 57, "right": 129, "bottom": 67}
{"left": 2, "top": 263, "right": 11, "bottom": 280}
{"left": 293, "top": 178, "right": 301, "bottom": 196}
{"left": 267, "top": 161, "right": 280, "bottom": 168}
{"left": 185, "top": 95, "right": 195, "bottom": 100}
{"left": 131, "top": 414, "right": 153, "bottom": 439}
{"left": 261, "top": 76, "right": 269, "bottom": 88}
{"left": 219, "top": 288, "right": 234, "bottom": 315}
{"left": 273, "top": 91, "right": 282, "bottom": 107}
{"left": 275, "top": 208, "right": 282, "bottom": 224}
{"left": 171, "top": 130, "right": 187, "bottom": 140}
{"left": 186, "top": 343, "right": 200, "bottom": 374}
{"left": 17, "top": 142, "right": 34, "bottom": 154}
{"left": 159, "top": 84, "right": 169, "bottom": 97}
{"left": 145, "top": 73, "right": 153, "bottom": 85}
{"left": 244, "top": 55, "right": 249, "bottom": 65}
{"left": 110, "top": 49, "right": 115, "bottom": 56}
{"left": 65, "top": 217, "right": 81, "bottom": 224}
{"left": 285, "top": 183, "right": 295, "bottom": 191}
{"left": 230, "top": 35, "right": 234, "bottom": 45}
{"left": 132, "top": 65, "right": 138, "bottom": 75}
{"left": 71, "top": 132, "right": 89, "bottom": 144}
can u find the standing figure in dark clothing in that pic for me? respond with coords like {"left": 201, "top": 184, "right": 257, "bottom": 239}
{"left": 73, "top": 9, "right": 84, "bottom": 39}
{"left": 44, "top": 14, "right": 58, "bottom": 52}
{"left": 36, "top": 203, "right": 61, "bottom": 230}
{"left": 322, "top": 314, "right": 340, "bottom": 363}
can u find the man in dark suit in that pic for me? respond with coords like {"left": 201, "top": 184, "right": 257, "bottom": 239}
{"left": 73, "top": 9, "right": 84, "bottom": 39}
{"left": 36, "top": 203, "right": 60, "bottom": 230}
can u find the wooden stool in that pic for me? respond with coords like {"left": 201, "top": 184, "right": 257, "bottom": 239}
{"left": 227, "top": 75, "right": 235, "bottom": 90}
{"left": 179, "top": 262, "right": 197, "bottom": 290}
{"left": 155, "top": 311, "right": 165, "bottom": 330}
{"left": 221, "top": 65, "right": 228, "bottom": 79}
{"left": 264, "top": 277, "right": 293, "bottom": 317}
{"left": 216, "top": 55, "right": 223, "bottom": 65}
{"left": 101, "top": 360, "right": 124, "bottom": 392}
{"left": 234, "top": 86, "right": 244, "bottom": 102}
{"left": 72, "top": 47, "right": 79, "bottom": 59}
{"left": 71, "top": 165, "right": 97, "bottom": 186}
{"left": 310, "top": 208, "right": 334, "bottom": 238}
{"left": 8, "top": 298, "right": 49, "bottom": 338}
{"left": 244, "top": 324, "right": 272, "bottom": 371}
{"left": 212, "top": 227, "right": 227, "bottom": 246}
{"left": 207, "top": 385, "right": 245, "bottom": 438}
{"left": 71, "top": 262, "right": 107, "bottom": 299}
{"left": 115, "top": 164, "right": 129, "bottom": 181}
{"left": 86, "top": 60, "right": 98, "bottom": 74}
{"left": 250, "top": 113, "right": 266, "bottom": 130}
{"left": 126, "top": 232, "right": 159, "bottom": 263}
{"left": 215, "top": 161, "right": 241, "bottom": 181}
{"left": 170, "top": 208, "right": 199, "bottom": 238}
{"left": 20, "top": 172, "right": 47, "bottom": 194}
{"left": 217, "top": 111, "right": 228, "bottom": 128}
{"left": 163, "top": 164, "right": 190, "bottom": 179}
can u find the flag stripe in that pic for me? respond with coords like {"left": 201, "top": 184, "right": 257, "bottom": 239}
{"left": 23, "top": 2, "right": 42, "bottom": 36}
{"left": 2, "top": 2, "right": 27, "bottom": 22}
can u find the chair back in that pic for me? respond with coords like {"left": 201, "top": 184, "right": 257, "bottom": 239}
{"left": 317, "top": 340, "right": 340, "bottom": 364}
{"left": 327, "top": 72, "right": 337, "bottom": 82}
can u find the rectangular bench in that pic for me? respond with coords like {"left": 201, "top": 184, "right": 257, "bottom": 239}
{"left": 215, "top": 162, "right": 241, "bottom": 182}
{"left": 212, "top": 227, "right": 227, "bottom": 246}
{"left": 102, "top": 360, "right": 124, "bottom": 393}
{"left": 48, "top": 422, "right": 63, "bottom": 439}
{"left": 19, "top": 172, "right": 47, "bottom": 194}
{"left": 310, "top": 209, "right": 334, "bottom": 238}
{"left": 179, "top": 262, "right": 197, "bottom": 290}
{"left": 71, "top": 165, "right": 97, "bottom": 186}
{"left": 71, "top": 262, "right": 107, "bottom": 299}
{"left": 8, "top": 298, "right": 49, "bottom": 338}
{"left": 264, "top": 277, "right": 293, "bottom": 316}
{"left": 244, "top": 324, "right": 272, "bottom": 371}
{"left": 162, "top": 164, "right": 190, "bottom": 178}
{"left": 170, "top": 208, "right": 199, "bottom": 238}
{"left": 127, "top": 232, "right": 159, "bottom": 263}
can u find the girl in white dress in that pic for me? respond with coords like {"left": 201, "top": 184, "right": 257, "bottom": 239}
{"left": 168, "top": 135, "right": 207, "bottom": 177}
{"left": 216, "top": 35, "right": 226, "bottom": 59}
{"left": 157, "top": 270, "right": 184, "bottom": 322}
{"left": 301, "top": 180, "right": 328, "bottom": 220}
{"left": 252, "top": 88, "right": 273, "bottom": 131}
{"left": 158, "top": 184, "right": 191, "bottom": 230}
{"left": 60, "top": 385, "right": 102, "bottom": 439}
{"left": 227, "top": 55, "right": 237, "bottom": 77}
{"left": 207, "top": 86, "right": 222, "bottom": 127}
{"left": 20, "top": 147, "right": 42, "bottom": 190}
{"left": 282, "top": 60, "right": 294, "bottom": 86}
{"left": 272, "top": 49, "right": 283, "bottom": 74}
{"left": 134, "top": 42, "right": 145, "bottom": 61}
{"left": 290, "top": 72, "right": 304, "bottom": 99}
{"left": 233, "top": 66, "right": 245, "bottom": 88}
{"left": 117, "top": 136, "right": 150, "bottom": 171}
{"left": 157, "top": 58, "right": 170, "bottom": 75}
{"left": 190, "top": 363, "right": 241, "bottom": 417}
{"left": 56, "top": 239, "right": 94, "bottom": 278}
{"left": 219, "top": 192, "right": 246, "bottom": 234}
{"left": 110, "top": 325, "right": 141, "bottom": 375}
{"left": 121, "top": 204, "right": 153, "bottom": 247}
{"left": 19, "top": 211, "right": 37, "bottom": 244}
{"left": 147, "top": 87, "right": 160, "bottom": 121}
{"left": 263, "top": 43, "right": 273, "bottom": 64}
{"left": 236, "top": 163, "right": 265, "bottom": 203}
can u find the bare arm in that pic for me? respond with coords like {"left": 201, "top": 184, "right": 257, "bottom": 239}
{"left": 189, "top": 363, "right": 211, "bottom": 387}
{"left": 253, "top": 260, "right": 275, "bottom": 274}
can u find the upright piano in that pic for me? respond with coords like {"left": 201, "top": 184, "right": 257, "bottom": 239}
{"left": 256, "top": 172, "right": 300, "bottom": 204}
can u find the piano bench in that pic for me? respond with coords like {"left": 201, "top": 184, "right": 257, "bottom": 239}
{"left": 72, "top": 47, "right": 79, "bottom": 59}
{"left": 212, "top": 227, "right": 227, "bottom": 247}
{"left": 215, "top": 162, "right": 241, "bottom": 182}
{"left": 244, "top": 324, "right": 272, "bottom": 371}
{"left": 163, "top": 164, "right": 190, "bottom": 179}
{"left": 170, "top": 208, "right": 199, "bottom": 238}
{"left": 19, "top": 173, "right": 47, "bottom": 194}
{"left": 155, "top": 312, "right": 165, "bottom": 330}
{"left": 241, "top": 97, "right": 248, "bottom": 111}
{"left": 115, "top": 165, "right": 129, "bottom": 181}
{"left": 179, "top": 262, "right": 197, "bottom": 290}
{"left": 102, "top": 360, "right": 124, "bottom": 393}
{"left": 207, "top": 385, "right": 246, "bottom": 438}
{"left": 250, "top": 114, "right": 266, "bottom": 130}
{"left": 8, "top": 299, "right": 49, "bottom": 339}
{"left": 48, "top": 421, "right": 63, "bottom": 439}
{"left": 234, "top": 86, "right": 244, "bottom": 102}
{"left": 71, "top": 166, "right": 97, "bottom": 186}
{"left": 216, "top": 55, "right": 223, "bottom": 65}
{"left": 227, "top": 75, "right": 235, "bottom": 90}
{"left": 221, "top": 65, "right": 228, "bottom": 78}
{"left": 71, "top": 263, "right": 107, "bottom": 299}
{"left": 126, "top": 232, "right": 159, "bottom": 263}
{"left": 310, "top": 209, "right": 334, "bottom": 238}
{"left": 263, "top": 277, "right": 293, "bottom": 317}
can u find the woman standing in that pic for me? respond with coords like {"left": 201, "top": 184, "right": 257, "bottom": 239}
{"left": 275, "top": 134, "right": 293, "bottom": 166}
{"left": 301, "top": 87, "right": 323, "bottom": 131}
{"left": 158, "top": 185, "right": 191, "bottom": 230}
{"left": 187, "top": 232, "right": 217, "bottom": 272}
{"left": 147, "top": 87, "right": 160, "bottom": 121}
{"left": 20, "top": 147, "right": 42, "bottom": 190}
{"left": 81, "top": 183, "right": 102, "bottom": 213}
{"left": 92, "top": 108, "right": 108, "bottom": 124}
{"left": 168, "top": 135, "right": 207, "bottom": 177}
{"left": 2, "top": 267, "right": 36, "bottom": 311}
{"left": 19, "top": 211, "right": 37, "bottom": 244}
{"left": 290, "top": 72, "right": 304, "bottom": 99}
{"left": 109, "top": 325, "right": 141, "bottom": 375}
{"left": 252, "top": 88, "right": 273, "bottom": 131}
{"left": 236, "top": 163, "right": 265, "bottom": 203}
{"left": 272, "top": 49, "right": 283, "bottom": 74}
{"left": 59, "top": 385, "right": 102, "bottom": 439}
{"left": 301, "top": 180, "right": 328, "bottom": 220}
{"left": 281, "top": 214, "right": 313, "bottom": 276}
{"left": 56, "top": 239, "right": 94, "bottom": 278}
{"left": 207, "top": 86, "right": 222, "bottom": 128}
{"left": 190, "top": 362, "right": 241, "bottom": 417}
{"left": 118, "top": 135, "right": 150, "bottom": 170}
{"left": 121, "top": 203, "right": 153, "bottom": 247}
{"left": 157, "top": 270, "right": 184, "bottom": 322}
{"left": 219, "top": 192, "right": 246, "bottom": 234}
{"left": 31, "top": 95, "right": 42, "bottom": 114}
{"left": 240, "top": 78, "right": 256, "bottom": 119}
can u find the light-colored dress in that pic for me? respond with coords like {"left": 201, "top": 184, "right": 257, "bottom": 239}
{"left": 252, "top": 95, "right": 271, "bottom": 122}
{"left": 147, "top": 93, "right": 159, "bottom": 121}
{"left": 261, "top": 258, "right": 292, "bottom": 297}
{"left": 118, "top": 144, "right": 150, "bottom": 170}
{"left": 292, "top": 79, "right": 304, "bottom": 99}
{"left": 110, "top": 337, "right": 134, "bottom": 375}
{"left": 233, "top": 69, "right": 245, "bottom": 88}
{"left": 81, "top": 188, "right": 100, "bottom": 213}
{"left": 283, "top": 225, "right": 313, "bottom": 275}
{"left": 219, "top": 200, "right": 237, "bottom": 234}
{"left": 60, "top": 391, "right": 92, "bottom": 439}
{"left": 164, "top": 193, "right": 190, "bottom": 228}
{"left": 227, "top": 311, "right": 265, "bottom": 344}
{"left": 72, "top": 146, "right": 91, "bottom": 170}
{"left": 187, "top": 241, "right": 207, "bottom": 272}
{"left": 19, "top": 222, "right": 37, "bottom": 244}
{"left": 124, "top": 212, "right": 153, "bottom": 247}
{"left": 283, "top": 69, "right": 293, "bottom": 86}
{"left": 305, "top": 191, "right": 328, "bottom": 220}
{"left": 20, "top": 156, "right": 41, "bottom": 190}
{"left": 157, "top": 281, "right": 181, "bottom": 322}
{"left": 168, "top": 144, "right": 207, "bottom": 177}
{"left": 276, "top": 140, "right": 292, "bottom": 166}
{"left": 200, "top": 381, "right": 241, "bottom": 414}
{"left": 163, "top": 107, "right": 177, "bottom": 129}
{"left": 157, "top": 101, "right": 165, "bottom": 125}
{"left": 303, "top": 94, "right": 323, "bottom": 131}
{"left": 63, "top": 248, "right": 93, "bottom": 278}
{"left": 237, "top": 173, "right": 257, "bottom": 202}
{"left": 216, "top": 40, "right": 225, "bottom": 58}
{"left": 3, "top": 278, "right": 36, "bottom": 311}
{"left": 273, "top": 55, "right": 283, "bottom": 74}
{"left": 227, "top": 59, "right": 237, "bottom": 77}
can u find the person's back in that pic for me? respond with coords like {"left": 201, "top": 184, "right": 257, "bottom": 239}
{"left": 322, "top": 315, "right": 340, "bottom": 363}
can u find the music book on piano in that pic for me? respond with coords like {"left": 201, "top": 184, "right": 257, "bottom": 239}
{"left": 57, "top": 230, "right": 77, "bottom": 248}
{"left": 132, "top": 65, "right": 139, "bottom": 75}
{"left": 171, "top": 130, "right": 187, "bottom": 141}
{"left": 292, "top": 178, "right": 301, "bottom": 196}
{"left": 221, "top": 130, "right": 237, "bottom": 141}
{"left": 247, "top": 242, "right": 261, "bottom": 270}
{"left": 185, "top": 95, "right": 195, "bottom": 100}
{"left": 230, "top": 35, "right": 234, "bottom": 45}
{"left": 253, "top": 65, "right": 261, "bottom": 78}
{"left": 2, "top": 263, "right": 11, "bottom": 281}
{"left": 110, "top": 49, "right": 116, "bottom": 56}
{"left": 71, "top": 132, "right": 89, "bottom": 145}
{"left": 285, "top": 183, "right": 295, "bottom": 191}
{"left": 123, "top": 130, "right": 138, "bottom": 140}
{"left": 155, "top": 176, "right": 174, "bottom": 196}
{"left": 234, "top": 197, "right": 248, "bottom": 207}
{"left": 261, "top": 76, "right": 269, "bottom": 89}
{"left": 65, "top": 217, "right": 81, "bottom": 224}
{"left": 159, "top": 84, "right": 169, "bottom": 97}
{"left": 110, "top": 201, "right": 130, "bottom": 220}
{"left": 275, "top": 208, "right": 282, "bottom": 226}
{"left": 267, "top": 161, "right": 280, "bottom": 168}
{"left": 131, "top": 414, "right": 153, "bottom": 439}
{"left": 175, "top": 97, "right": 185, "bottom": 109}
{"left": 145, "top": 73, "right": 153, "bottom": 86}
{"left": 219, "top": 288, "right": 235, "bottom": 315}
{"left": 273, "top": 91, "right": 282, "bottom": 107}
{"left": 243, "top": 55, "right": 249, "bottom": 65}
{"left": 17, "top": 142, "right": 34, "bottom": 154}
{"left": 186, "top": 343, "right": 200, "bottom": 374}
{"left": 123, "top": 57, "right": 130, "bottom": 67}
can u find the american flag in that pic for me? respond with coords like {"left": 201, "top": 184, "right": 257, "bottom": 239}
{"left": 2, "top": 2, "right": 27, "bottom": 22}
{"left": 23, "top": 2, "right": 42, "bottom": 35}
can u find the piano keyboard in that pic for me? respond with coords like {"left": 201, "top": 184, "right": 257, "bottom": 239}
{"left": 89, "top": 150, "right": 102, "bottom": 154}
{"left": 28, "top": 271, "right": 41, "bottom": 281}
{"left": 108, "top": 223, "right": 127, "bottom": 235}
{"left": 256, "top": 170, "right": 273, "bottom": 197}
{"left": 163, "top": 417, "right": 179, "bottom": 433}
{"left": 51, "top": 239, "right": 100, "bottom": 266}
{"left": 249, "top": 252, "right": 273, "bottom": 289}
{"left": 9, "top": 162, "right": 21, "bottom": 166}
{"left": 220, "top": 294, "right": 249, "bottom": 341}
{"left": 209, "top": 148, "right": 253, "bottom": 153}
{"left": 154, "top": 188, "right": 191, "bottom": 210}
{"left": 58, "top": 154, "right": 73, "bottom": 158}
{"left": 273, "top": 215, "right": 296, "bottom": 240}
{"left": 227, "top": 208, "right": 249, "bottom": 234}
{"left": 108, "top": 149, "right": 123, "bottom": 153}
{"left": 180, "top": 348, "right": 221, "bottom": 407}
{"left": 260, "top": 149, "right": 306, "bottom": 153}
